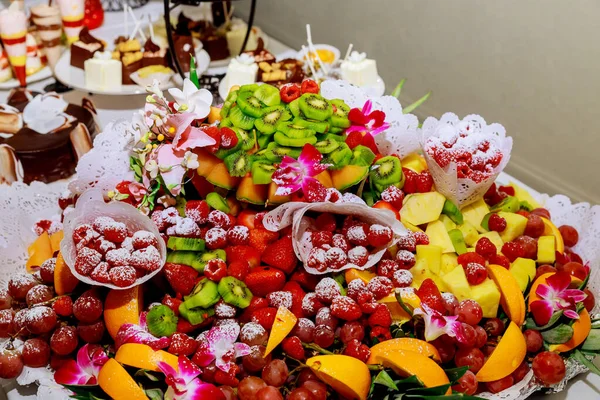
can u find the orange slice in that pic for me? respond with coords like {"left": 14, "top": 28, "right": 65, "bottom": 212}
{"left": 265, "top": 306, "right": 297, "bottom": 356}
{"left": 377, "top": 292, "right": 421, "bottom": 322}
{"left": 115, "top": 343, "right": 179, "bottom": 372}
{"left": 367, "top": 338, "right": 440, "bottom": 364}
{"left": 476, "top": 321, "right": 526, "bottom": 382}
{"left": 345, "top": 268, "right": 376, "bottom": 285}
{"left": 26, "top": 231, "right": 53, "bottom": 272}
{"left": 49, "top": 230, "right": 64, "bottom": 254}
{"left": 541, "top": 217, "right": 565, "bottom": 254}
{"left": 104, "top": 286, "right": 143, "bottom": 339}
{"left": 98, "top": 358, "right": 148, "bottom": 400}
{"left": 487, "top": 264, "right": 525, "bottom": 326}
{"left": 306, "top": 355, "right": 371, "bottom": 400}
{"left": 550, "top": 308, "right": 591, "bottom": 353}
{"left": 54, "top": 252, "right": 79, "bottom": 295}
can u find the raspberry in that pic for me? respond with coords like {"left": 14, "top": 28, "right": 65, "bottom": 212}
{"left": 413, "top": 231, "right": 430, "bottom": 245}
{"left": 346, "top": 224, "right": 369, "bottom": 246}
{"left": 282, "top": 336, "right": 305, "bottom": 360}
{"left": 168, "top": 333, "right": 198, "bottom": 356}
{"left": 415, "top": 172, "right": 434, "bottom": 193}
{"left": 396, "top": 250, "right": 416, "bottom": 269}
{"left": 402, "top": 168, "right": 418, "bottom": 193}
{"left": 103, "top": 223, "right": 128, "bottom": 244}
{"left": 315, "top": 213, "right": 337, "bottom": 232}
{"left": 368, "top": 304, "right": 392, "bottom": 327}
{"left": 475, "top": 237, "right": 496, "bottom": 259}
{"left": 345, "top": 131, "right": 363, "bottom": 149}
{"left": 208, "top": 210, "right": 232, "bottom": 229}
{"left": 52, "top": 296, "right": 73, "bottom": 317}
{"left": 489, "top": 253, "right": 510, "bottom": 269}
{"left": 396, "top": 234, "right": 416, "bottom": 252}
{"left": 347, "top": 279, "right": 368, "bottom": 301}
{"left": 367, "top": 224, "right": 393, "bottom": 248}
{"left": 75, "top": 247, "right": 102, "bottom": 276}
{"left": 367, "top": 276, "right": 393, "bottom": 300}
{"left": 332, "top": 234, "right": 350, "bottom": 253}
{"left": 130, "top": 246, "right": 161, "bottom": 272}
{"left": 311, "top": 231, "right": 333, "bottom": 248}
{"left": 502, "top": 242, "right": 525, "bottom": 262}
{"left": 348, "top": 246, "right": 369, "bottom": 266}
{"left": 304, "top": 179, "right": 328, "bottom": 203}
{"left": 331, "top": 296, "right": 362, "bottom": 321}
{"left": 457, "top": 252, "right": 486, "bottom": 268}
{"left": 301, "top": 293, "right": 324, "bottom": 316}
{"left": 343, "top": 339, "right": 371, "bottom": 362}
{"left": 392, "top": 270, "right": 413, "bottom": 288}
{"left": 381, "top": 186, "right": 404, "bottom": 209}
{"left": 315, "top": 278, "right": 342, "bottom": 303}
{"left": 377, "top": 260, "right": 399, "bottom": 278}
{"left": 226, "top": 226, "right": 250, "bottom": 245}
{"left": 488, "top": 214, "right": 507, "bottom": 232}
{"left": 306, "top": 247, "right": 328, "bottom": 272}
{"left": 185, "top": 200, "right": 210, "bottom": 224}
{"left": 228, "top": 260, "right": 250, "bottom": 281}
{"left": 90, "top": 262, "right": 111, "bottom": 283}
{"left": 370, "top": 326, "right": 392, "bottom": 342}
{"left": 109, "top": 265, "right": 137, "bottom": 287}
{"left": 204, "top": 259, "right": 227, "bottom": 282}
{"left": 325, "top": 247, "right": 348, "bottom": 270}
{"left": 465, "top": 263, "right": 487, "bottom": 285}
{"left": 105, "top": 248, "right": 131, "bottom": 267}
{"left": 205, "top": 227, "right": 228, "bottom": 249}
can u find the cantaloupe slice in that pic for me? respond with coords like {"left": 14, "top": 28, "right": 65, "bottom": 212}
{"left": 331, "top": 165, "right": 369, "bottom": 190}
{"left": 206, "top": 162, "right": 241, "bottom": 189}
{"left": 267, "top": 182, "right": 291, "bottom": 205}
{"left": 236, "top": 175, "right": 268, "bottom": 205}
{"left": 196, "top": 149, "right": 222, "bottom": 177}
{"left": 27, "top": 232, "right": 53, "bottom": 272}
{"left": 315, "top": 170, "right": 334, "bottom": 188}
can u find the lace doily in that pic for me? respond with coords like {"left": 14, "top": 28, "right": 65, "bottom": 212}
{"left": 319, "top": 80, "right": 421, "bottom": 158}
{"left": 421, "top": 113, "right": 513, "bottom": 208}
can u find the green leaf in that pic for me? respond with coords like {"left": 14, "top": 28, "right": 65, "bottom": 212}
{"left": 582, "top": 329, "right": 600, "bottom": 352}
{"left": 393, "top": 374, "right": 424, "bottom": 389}
{"left": 145, "top": 388, "right": 164, "bottom": 400}
{"left": 403, "top": 91, "right": 431, "bottom": 114}
{"left": 391, "top": 79, "right": 406, "bottom": 98}
{"left": 541, "top": 323, "right": 574, "bottom": 344}
{"left": 444, "top": 366, "right": 469, "bottom": 384}
{"left": 524, "top": 310, "right": 563, "bottom": 330}
{"left": 573, "top": 349, "right": 600, "bottom": 376}
{"left": 374, "top": 370, "right": 399, "bottom": 390}
{"left": 190, "top": 56, "right": 200, "bottom": 89}
{"left": 579, "top": 271, "right": 590, "bottom": 290}
{"left": 406, "top": 383, "right": 451, "bottom": 396}
{"left": 134, "top": 369, "right": 160, "bottom": 382}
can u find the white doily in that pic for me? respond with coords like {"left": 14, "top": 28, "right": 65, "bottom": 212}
{"left": 320, "top": 80, "right": 421, "bottom": 158}
{"left": 421, "top": 113, "right": 513, "bottom": 208}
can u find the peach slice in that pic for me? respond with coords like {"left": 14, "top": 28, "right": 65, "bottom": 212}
{"left": 476, "top": 321, "right": 526, "bottom": 382}
{"left": 26, "top": 231, "right": 53, "bottom": 272}
{"left": 377, "top": 291, "right": 421, "bottom": 322}
{"left": 373, "top": 349, "right": 450, "bottom": 394}
{"left": 550, "top": 308, "right": 591, "bottom": 353}
{"left": 104, "top": 286, "right": 143, "bottom": 339}
{"left": 487, "top": 264, "right": 525, "bottom": 326}
{"left": 306, "top": 355, "right": 371, "bottom": 400}
{"left": 98, "top": 358, "right": 148, "bottom": 400}
{"left": 265, "top": 306, "right": 297, "bottom": 356}
{"left": 49, "top": 230, "right": 64, "bottom": 254}
{"left": 367, "top": 338, "right": 440, "bottom": 364}
{"left": 540, "top": 217, "right": 565, "bottom": 254}
{"left": 344, "top": 268, "right": 376, "bottom": 285}
{"left": 54, "top": 252, "right": 79, "bottom": 295}
{"left": 115, "top": 343, "right": 179, "bottom": 372}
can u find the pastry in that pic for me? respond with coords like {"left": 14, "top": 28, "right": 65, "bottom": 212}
{"left": 142, "top": 38, "right": 168, "bottom": 68}
{"left": 116, "top": 38, "right": 141, "bottom": 55}
{"left": 70, "top": 27, "right": 105, "bottom": 70}
{"left": 0, "top": 48, "right": 12, "bottom": 83}
{"left": 25, "top": 34, "right": 44, "bottom": 76}
{"left": 56, "top": 0, "right": 85, "bottom": 44}
{"left": 121, "top": 51, "right": 143, "bottom": 85}
{"left": 30, "top": 4, "right": 63, "bottom": 69}
{"left": 223, "top": 53, "right": 258, "bottom": 93}
{"left": 340, "top": 51, "right": 378, "bottom": 87}
{"left": 257, "top": 58, "right": 304, "bottom": 86}
{"left": 84, "top": 51, "right": 122, "bottom": 91}
{"left": 226, "top": 19, "right": 261, "bottom": 55}
{"left": 200, "top": 27, "right": 230, "bottom": 61}
{"left": 0, "top": 3, "right": 28, "bottom": 86}
{"left": 173, "top": 34, "right": 195, "bottom": 73}
{"left": 244, "top": 38, "right": 275, "bottom": 63}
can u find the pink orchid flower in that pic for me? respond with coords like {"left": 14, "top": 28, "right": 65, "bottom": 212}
{"left": 128, "top": 181, "right": 148, "bottom": 201}
{"left": 271, "top": 143, "right": 331, "bottom": 197}
{"left": 164, "top": 113, "right": 215, "bottom": 151}
{"left": 193, "top": 324, "right": 251, "bottom": 373}
{"left": 115, "top": 311, "right": 171, "bottom": 350}
{"left": 155, "top": 144, "right": 188, "bottom": 196}
{"left": 413, "top": 303, "right": 465, "bottom": 342}
{"left": 346, "top": 100, "right": 390, "bottom": 136}
{"left": 158, "top": 356, "right": 225, "bottom": 400}
{"left": 54, "top": 344, "right": 108, "bottom": 386}
{"left": 530, "top": 271, "right": 587, "bottom": 326}
{"left": 145, "top": 96, "right": 169, "bottom": 132}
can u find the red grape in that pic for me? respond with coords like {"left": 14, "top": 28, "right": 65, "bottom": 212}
{"left": 535, "top": 265, "right": 556, "bottom": 280}
{"left": 481, "top": 344, "right": 496, "bottom": 357}
{"left": 13, "top": 309, "right": 29, "bottom": 335}
{"left": 523, "top": 329, "right": 543, "bottom": 353}
{"left": 457, "top": 323, "right": 477, "bottom": 349}
{"left": 583, "top": 289, "right": 595, "bottom": 312}
{"left": 301, "top": 380, "right": 327, "bottom": 400}
{"left": 26, "top": 285, "right": 54, "bottom": 306}
{"left": 442, "top": 293, "right": 459, "bottom": 314}
{"left": 8, "top": 273, "right": 39, "bottom": 301}
{"left": 287, "top": 387, "right": 315, "bottom": 400}
{"left": 39, "top": 258, "right": 56, "bottom": 284}
{"left": 0, "top": 309, "right": 14, "bottom": 337}
{"left": 486, "top": 375, "right": 514, "bottom": 393}
{"left": 483, "top": 318, "right": 505, "bottom": 336}
{"left": 339, "top": 321, "right": 365, "bottom": 344}
{"left": 530, "top": 208, "right": 551, "bottom": 220}
{"left": 238, "top": 377, "right": 267, "bottom": 400}
{"left": 512, "top": 361, "right": 530, "bottom": 383}
{"left": 524, "top": 215, "right": 544, "bottom": 238}
{"left": 22, "top": 338, "right": 51, "bottom": 367}
{"left": 312, "top": 325, "right": 335, "bottom": 348}
{"left": 262, "top": 359, "right": 288, "bottom": 387}
{"left": 562, "top": 262, "right": 587, "bottom": 281}
{"left": 242, "top": 345, "right": 271, "bottom": 372}
{"left": 431, "top": 335, "right": 456, "bottom": 364}
{"left": 455, "top": 300, "right": 483, "bottom": 326}
{"left": 220, "top": 386, "right": 237, "bottom": 400}
{"left": 558, "top": 225, "right": 579, "bottom": 247}
{"left": 514, "top": 236, "right": 538, "bottom": 259}
{"left": 532, "top": 351, "right": 566, "bottom": 386}
{"left": 315, "top": 308, "right": 338, "bottom": 331}
{"left": 77, "top": 320, "right": 105, "bottom": 343}
{"left": 50, "top": 354, "right": 71, "bottom": 370}
{"left": 474, "top": 325, "right": 487, "bottom": 348}
{"left": 240, "top": 322, "right": 269, "bottom": 346}
{"left": 73, "top": 292, "right": 103, "bottom": 323}
{"left": 257, "top": 386, "right": 283, "bottom": 400}
{"left": 454, "top": 348, "right": 485, "bottom": 373}
{"left": 50, "top": 325, "right": 78, "bottom": 355}
{"left": 25, "top": 306, "right": 57, "bottom": 334}
{"left": 451, "top": 370, "right": 478, "bottom": 395}
{"left": 0, "top": 348, "right": 24, "bottom": 379}
{"left": 292, "top": 318, "right": 315, "bottom": 343}
{"left": 0, "top": 289, "right": 12, "bottom": 310}
{"left": 296, "top": 369, "right": 319, "bottom": 386}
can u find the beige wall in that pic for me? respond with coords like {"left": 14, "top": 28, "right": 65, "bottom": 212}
{"left": 236, "top": 0, "right": 600, "bottom": 204}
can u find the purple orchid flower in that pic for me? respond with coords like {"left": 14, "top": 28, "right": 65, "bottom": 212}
{"left": 271, "top": 143, "right": 331, "bottom": 197}
{"left": 157, "top": 356, "right": 225, "bottom": 400}
{"left": 192, "top": 323, "right": 251, "bottom": 373}
{"left": 115, "top": 311, "right": 171, "bottom": 350}
{"left": 413, "top": 303, "right": 465, "bottom": 343}
{"left": 346, "top": 100, "right": 390, "bottom": 136}
{"left": 164, "top": 113, "right": 216, "bottom": 151}
{"left": 530, "top": 271, "right": 587, "bottom": 326}
{"left": 54, "top": 344, "right": 109, "bottom": 386}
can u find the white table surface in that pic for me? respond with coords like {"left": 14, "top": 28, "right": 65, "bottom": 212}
{"left": 1, "top": 2, "right": 599, "bottom": 399}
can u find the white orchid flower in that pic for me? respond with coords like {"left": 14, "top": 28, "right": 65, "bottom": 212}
{"left": 168, "top": 78, "right": 213, "bottom": 120}
{"left": 145, "top": 159, "right": 159, "bottom": 179}
{"left": 157, "top": 195, "right": 177, "bottom": 208}
{"left": 182, "top": 151, "right": 199, "bottom": 170}
{"left": 146, "top": 79, "right": 165, "bottom": 98}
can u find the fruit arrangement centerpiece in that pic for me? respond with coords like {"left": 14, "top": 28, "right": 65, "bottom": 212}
{"left": 0, "top": 69, "right": 599, "bottom": 400}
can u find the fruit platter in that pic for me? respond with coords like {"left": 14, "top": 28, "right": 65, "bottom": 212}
{"left": 0, "top": 69, "right": 599, "bottom": 400}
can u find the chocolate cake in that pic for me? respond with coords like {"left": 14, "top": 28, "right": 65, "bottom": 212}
{"left": 70, "top": 27, "right": 105, "bottom": 69}
{"left": 142, "top": 39, "right": 168, "bottom": 68}
{"left": 200, "top": 26, "right": 230, "bottom": 61}
{"left": 173, "top": 34, "right": 195, "bottom": 73}
{"left": 0, "top": 89, "right": 98, "bottom": 184}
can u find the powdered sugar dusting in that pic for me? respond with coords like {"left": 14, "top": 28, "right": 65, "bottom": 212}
{"left": 267, "top": 291, "right": 293, "bottom": 309}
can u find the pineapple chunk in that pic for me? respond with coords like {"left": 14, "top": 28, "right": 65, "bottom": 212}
{"left": 426, "top": 221, "right": 455, "bottom": 253}
{"left": 510, "top": 181, "right": 542, "bottom": 209}
{"left": 402, "top": 221, "right": 423, "bottom": 233}
{"left": 439, "top": 214, "right": 457, "bottom": 231}
{"left": 497, "top": 212, "right": 528, "bottom": 242}
{"left": 478, "top": 231, "right": 504, "bottom": 252}
{"left": 458, "top": 221, "right": 480, "bottom": 246}
{"left": 461, "top": 199, "right": 490, "bottom": 233}
{"left": 470, "top": 279, "right": 501, "bottom": 318}
{"left": 415, "top": 245, "right": 442, "bottom": 275}
{"left": 402, "top": 153, "right": 427, "bottom": 173}
{"left": 442, "top": 266, "right": 471, "bottom": 301}
{"left": 509, "top": 257, "right": 537, "bottom": 292}
{"left": 400, "top": 192, "right": 446, "bottom": 226}
{"left": 441, "top": 253, "right": 458, "bottom": 275}
{"left": 537, "top": 236, "right": 556, "bottom": 264}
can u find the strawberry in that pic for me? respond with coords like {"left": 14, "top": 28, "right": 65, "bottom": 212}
{"left": 237, "top": 209, "right": 258, "bottom": 229}
{"left": 248, "top": 228, "right": 279, "bottom": 253}
{"left": 345, "top": 131, "right": 363, "bottom": 150}
{"left": 188, "top": 173, "right": 214, "bottom": 199}
{"left": 185, "top": 200, "right": 210, "bottom": 224}
{"left": 251, "top": 307, "right": 278, "bottom": 330}
{"left": 372, "top": 201, "right": 400, "bottom": 221}
{"left": 244, "top": 266, "right": 286, "bottom": 297}
{"left": 220, "top": 127, "right": 239, "bottom": 149}
{"left": 315, "top": 213, "right": 337, "bottom": 233}
{"left": 415, "top": 172, "right": 433, "bottom": 193}
{"left": 416, "top": 279, "right": 446, "bottom": 314}
{"left": 360, "top": 132, "right": 379, "bottom": 154}
{"left": 290, "top": 269, "right": 320, "bottom": 291}
{"left": 176, "top": 317, "right": 212, "bottom": 334}
{"left": 168, "top": 332, "right": 198, "bottom": 356}
{"left": 227, "top": 260, "right": 250, "bottom": 281}
{"left": 239, "top": 296, "right": 269, "bottom": 323}
{"left": 203, "top": 126, "right": 221, "bottom": 153}
{"left": 163, "top": 263, "right": 199, "bottom": 296}
{"left": 402, "top": 168, "right": 418, "bottom": 194}
{"left": 282, "top": 336, "right": 305, "bottom": 360}
{"left": 282, "top": 281, "right": 306, "bottom": 318}
{"left": 367, "top": 304, "right": 392, "bottom": 327}
{"left": 261, "top": 236, "right": 297, "bottom": 274}
{"left": 162, "top": 294, "right": 183, "bottom": 316}
{"left": 225, "top": 245, "right": 261, "bottom": 268}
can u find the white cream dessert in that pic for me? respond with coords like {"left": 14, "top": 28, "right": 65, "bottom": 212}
{"left": 84, "top": 51, "right": 122, "bottom": 91}
{"left": 340, "top": 51, "right": 378, "bottom": 87}
{"left": 25, "top": 34, "right": 44, "bottom": 76}
{"left": 223, "top": 53, "right": 258, "bottom": 93}
{"left": 226, "top": 19, "right": 260, "bottom": 55}
{"left": 0, "top": 48, "right": 12, "bottom": 83}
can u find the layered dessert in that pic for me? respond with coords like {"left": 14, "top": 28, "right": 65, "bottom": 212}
{"left": 142, "top": 38, "right": 168, "bottom": 68}
{"left": 29, "top": 4, "right": 63, "bottom": 69}
{"left": 84, "top": 51, "right": 122, "bottom": 91}
{"left": 200, "top": 27, "right": 230, "bottom": 61}
{"left": 70, "top": 27, "right": 105, "bottom": 69}
{"left": 0, "top": 89, "right": 98, "bottom": 184}
{"left": 173, "top": 34, "right": 194, "bottom": 73}
{"left": 226, "top": 19, "right": 260, "bottom": 55}
{"left": 340, "top": 50, "right": 379, "bottom": 87}
{"left": 121, "top": 51, "right": 143, "bottom": 85}
{"left": 56, "top": 0, "right": 85, "bottom": 44}
{"left": 0, "top": 47, "right": 12, "bottom": 82}
{"left": 0, "top": 3, "right": 28, "bottom": 86}
{"left": 222, "top": 53, "right": 258, "bottom": 92}
{"left": 25, "top": 33, "right": 44, "bottom": 76}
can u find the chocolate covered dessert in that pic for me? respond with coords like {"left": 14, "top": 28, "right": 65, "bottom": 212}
{"left": 200, "top": 26, "right": 230, "bottom": 61}
{"left": 70, "top": 27, "right": 105, "bottom": 69}
{"left": 121, "top": 51, "right": 143, "bottom": 84}
{"left": 142, "top": 39, "right": 168, "bottom": 68}
{"left": 173, "top": 34, "right": 194, "bottom": 73}
{"left": 0, "top": 89, "right": 98, "bottom": 184}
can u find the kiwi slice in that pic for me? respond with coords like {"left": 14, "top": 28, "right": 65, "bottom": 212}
{"left": 314, "top": 139, "right": 340, "bottom": 154}
{"left": 237, "top": 91, "right": 266, "bottom": 118}
{"left": 329, "top": 99, "right": 351, "bottom": 128}
{"left": 277, "top": 122, "right": 316, "bottom": 139}
{"left": 292, "top": 117, "right": 330, "bottom": 134}
{"left": 178, "top": 302, "right": 215, "bottom": 325}
{"left": 219, "top": 118, "right": 233, "bottom": 128}
{"left": 251, "top": 161, "right": 277, "bottom": 184}
{"left": 350, "top": 145, "right": 376, "bottom": 167}
{"left": 232, "top": 127, "right": 256, "bottom": 151}
{"left": 298, "top": 93, "right": 333, "bottom": 121}
{"left": 224, "top": 150, "right": 252, "bottom": 177}
{"left": 185, "top": 278, "right": 220, "bottom": 309}
{"left": 229, "top": 106, "right": 256, "bottom": 131}
{"left": 175, "top": 197, "right": 187, "bottom": 217}
{"left": 146, "top": 305, "right": 178, "bottom": 337}
{"left": 206, "top": 192, "right": 230, "bottom": 213}
{"left": 274, "top": 131, "right": 318, "bottom": 147}
{"left": 370, "top": 155, "right": 403, "bottom": 187}
{"left": 255, "top": 106, "right": 292, "bottom": 135}
{"left": 288, "top": 98, "right": 302, "bottom": 118}
{"left": 328, "top": 126, "right": 345, "bottom": 134}
{"left": 239, "top": 83, "right": 260, "bottom": 94}
{"left": 323, "top": 143, "right": 352, "bottom": 169}
{"left": 167, "top": 237, "right": 206, "bottom": 251}
{"left": 265, "top": 143, "right": 301, "bottom": 162}
{"left": 253, "top": 84, "right": 281, "bottom": 107}
{"left": 317, "top": 133, "right": 345, "bottom": 142}
{"left": 194, "top": 249, "right": 226, "bottom": 273}
{"left": 218, "top": 276, "right": 253, "bottom": 308}
{"left": 220, "top": 90, "right": 238, "bottom": 119}
{"left": 166, "top": 251, "right": 201, "bottom": 268}
{"left": 257, "top": 133, "right": 274, "bottom": 149}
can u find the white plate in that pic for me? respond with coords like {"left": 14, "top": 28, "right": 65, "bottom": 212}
{"left": 0, "top": 66, "right": 52, "bottom": 90}
{"left": 362, "top": 75, "right": 386, "bottom": 97}
{"left": 208, "top": 32, "right": 271, "bottom": 69}
{"left": 297, "top": 44, "right": 341, "bottom": 65}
